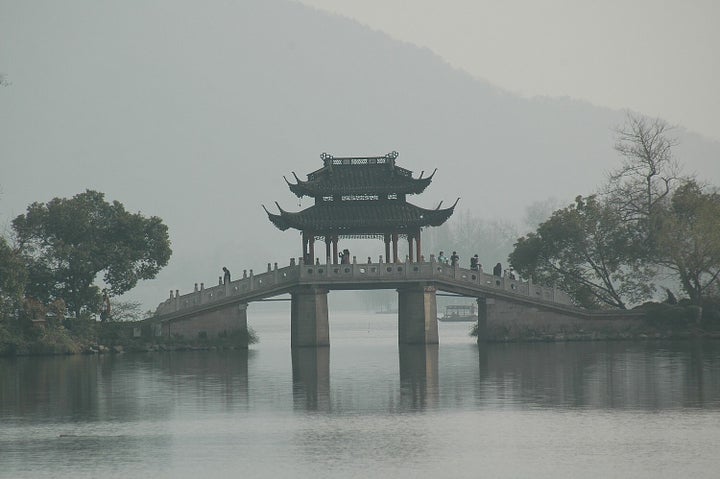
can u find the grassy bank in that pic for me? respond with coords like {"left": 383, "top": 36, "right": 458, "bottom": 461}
{"left": 0, "top": 319, "right": 258, "bottom": 357}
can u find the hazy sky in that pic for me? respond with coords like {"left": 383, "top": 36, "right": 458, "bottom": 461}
{"left": 296, "top": 0, "right": 720, "bottom": 141}
{"left": 1, "top": 0, "right": 718, "bottom": 309}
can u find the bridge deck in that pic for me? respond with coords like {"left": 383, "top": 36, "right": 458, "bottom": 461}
{"left": 154, "top": 260, "right": 578, "bottom": 322}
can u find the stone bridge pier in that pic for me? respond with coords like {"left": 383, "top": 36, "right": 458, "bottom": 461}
{"left": 290, "top": 284, "right": 439, "bottom": 347}
{"left": 397, "top": 285, "right": 438, "bottom": 345}
{"left": 291, "top": 286, "right": 330, "bottom": 347}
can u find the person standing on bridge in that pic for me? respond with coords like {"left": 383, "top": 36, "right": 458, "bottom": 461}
{"left": 223, "top": 267, "right": 231, "bottom": 284}
{"left": 99, "top": 289, "right": 111, "bottom": 322}
{"left": 450, "top": 251, "right": 459, "bottom": 267}
{"left": 493, "top": 262, "right": 502, "bottom": 277}
{"left": 438, "top": 251, "right": 447, "bottom": 264}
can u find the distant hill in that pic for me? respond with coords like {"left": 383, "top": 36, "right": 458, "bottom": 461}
{"left": 1, "top": 0, "right": 718, "bottom": 309}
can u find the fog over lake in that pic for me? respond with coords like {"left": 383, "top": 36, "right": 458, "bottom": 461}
{"left": 2, "top": 1, "right": 719, "bottom": 310}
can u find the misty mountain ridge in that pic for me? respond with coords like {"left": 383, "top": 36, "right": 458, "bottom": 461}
{"left": 1, "top": 0, "right": 718, "bottom": 310}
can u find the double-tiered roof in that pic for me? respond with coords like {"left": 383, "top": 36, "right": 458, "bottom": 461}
{"left": 264, "top": 151, "right": 457, "bottom": 263}
{"left": 286, "top": 151, "right": 434, "bottom": 198}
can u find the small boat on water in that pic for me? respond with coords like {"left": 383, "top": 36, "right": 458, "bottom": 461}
{"left": 438, "top": 304, "right": 477, "bottom": 322}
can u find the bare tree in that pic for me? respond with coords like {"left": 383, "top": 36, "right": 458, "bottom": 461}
{"left": 604, "top": 112, "right": 683, "bottom": 223}
{"left": 108, "top": 299, "right": 144, "bottom": 321}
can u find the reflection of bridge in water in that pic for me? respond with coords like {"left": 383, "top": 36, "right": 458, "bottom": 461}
{"left": 292, "top": 341, "right": 720, "bottom": 412}
{"left": 293, "top": 345, "right": 440, "bottom": 411}
{"left": 150, "top": 258, "right": 593, "bottom": 346}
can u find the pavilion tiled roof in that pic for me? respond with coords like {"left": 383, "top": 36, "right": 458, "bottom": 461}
{"left": 286, "top": 152, "right": 435, "bottom": 198}
{"left": 265, "top": 151, "right": 456, "bottom": 236}
{"left": 264, "top": 200, "right": 458, "bottom": 235}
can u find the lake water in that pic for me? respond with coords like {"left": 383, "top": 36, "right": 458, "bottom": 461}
{"left": 2, "top": 309, "right": 720, "bottom": 478}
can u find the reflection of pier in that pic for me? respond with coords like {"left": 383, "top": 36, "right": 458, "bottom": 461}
{"left": 292, "top": 347, "right": 330, "bottom": 411}
{"left": 399, "top": 345, "right": 438, "bottom": 410}
{"left": 290, "top": 343, "right": 439, "bottom": 412}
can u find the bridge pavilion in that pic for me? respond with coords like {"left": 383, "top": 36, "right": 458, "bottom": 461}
{"left": 263, "top": 151, "right": 458, "bottom": 264}
{"left": 150, "top": 152, "right": 587, "bottom": 348}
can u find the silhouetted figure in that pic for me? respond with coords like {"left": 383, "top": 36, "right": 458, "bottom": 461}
{"left": 341, "top": 249, "right": 350, "bottom": 264}
{"left": 438, "top": 251, "right": 447, "bottom": 264}
{"left": 100, "top": 289, "right": 111, "bottom": 322}
{"left": 450, "top": 251, "right": 459, "bottom": 267}
{"left": 470, "top": 254, "right": 479, "bottom": 270}
{"left": 664, "top": 287, "right": 678, "bottom": 305}
{"left": 493, "top": 262, "right": 502, "bottom": 277}
{"left": 223, "top": 266, "right": 231, "bottom": 284}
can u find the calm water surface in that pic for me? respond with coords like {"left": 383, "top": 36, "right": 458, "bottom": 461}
{"left": 2, "top": 310, "right": 720, "bottom": 478}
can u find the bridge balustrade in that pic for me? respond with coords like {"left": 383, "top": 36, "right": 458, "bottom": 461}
{"left": 155, "top": 264, "right": 300, "bottom": 316}
{"left": 155, "top": 259, "right": 571, "bottom": 318}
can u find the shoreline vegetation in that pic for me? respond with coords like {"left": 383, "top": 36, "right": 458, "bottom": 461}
{"left": 0, "top": 319, "right": 258, "bottom": 357}
{"left": 2, "top": 302, "right": 719, "bottom": 357}
{"left": 2, "top": 118, "right": 718, "bottom": 356}
{"left": 472, "top": 301, "right": 720, "bottom": 342}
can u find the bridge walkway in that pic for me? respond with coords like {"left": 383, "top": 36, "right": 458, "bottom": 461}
{"left": 154, "top": 259, "right": 575, "bottom": 323}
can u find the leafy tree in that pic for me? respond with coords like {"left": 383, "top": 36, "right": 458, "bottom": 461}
{"left": 656, "top": 181, "right": 720, "bottom": 304}
{"left": 509, "top": 196, "right": 654, "bottom": 309}
{"left": 0, "top": 236, "right": 27, "bottom": 321}
{"left": 12, "top": 190, "right": 172, "bottom": 317}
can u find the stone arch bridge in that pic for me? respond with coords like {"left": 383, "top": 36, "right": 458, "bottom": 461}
{"left": 147, "top": 258, "right": 637, "bottom": 346}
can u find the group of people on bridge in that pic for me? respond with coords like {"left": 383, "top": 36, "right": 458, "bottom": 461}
{"left": 436, "top": 251, "right": 517, "bottom": 280}
{"left": 217, "top": 251, "right": 518, "bottom": 289}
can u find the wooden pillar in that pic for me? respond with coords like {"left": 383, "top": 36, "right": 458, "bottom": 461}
{"left": 309, "top": 235, "right": 315, "bottom": 264}
{"left": 384, "top": 234, "right": 391, "bottom": 263}
{"left": 408, "top": 234, "right": 414, "bottom": 263}
{"left": 392, "top": 233, "right": 399, "bottom": 263}
{"left": 301, "top": 232, "right": 308, "bottom": 264}
{"left": 332, "top": 236, "right": 338, "bottom": 265}
{"left": 416, "top": 230, "right": 422, "bottom": 262}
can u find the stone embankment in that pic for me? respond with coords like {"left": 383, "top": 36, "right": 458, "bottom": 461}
{"left": 475, "top": 302, "right": 718, "bottom": 342}
{"left": 80, "top": 341, "right": 249, "bottom": 354}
